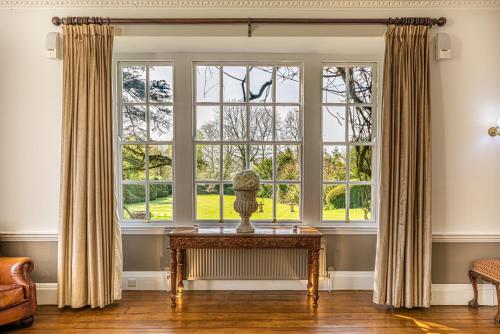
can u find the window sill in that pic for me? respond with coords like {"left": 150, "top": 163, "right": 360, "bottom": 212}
{"left": 120, "top": 221, "right": 377, "bottom": 235}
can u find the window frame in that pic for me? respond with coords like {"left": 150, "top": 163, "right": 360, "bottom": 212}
{"left": 320, "top": 62, "right": 378, "bottom": 224}
{"left": 113, "top": 53, "right": 381, "bottom": 231}
{"left": 116, "top": 61, "right": 175, "bottom": 225}
{"left": 192, "top": 61, "right": 304, "bottom": 223}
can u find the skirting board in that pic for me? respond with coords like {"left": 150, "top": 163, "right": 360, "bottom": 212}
{"left": 431, "top": 284, "right": 498, "bottom": 306}
{"left": 123, "top": 270, "right": 373, "bottom": 291}
{"left": 36, "top": 283, "right": 58, "bottom": 305}
{"left": 36, "top": 271, "right": 498, "bottom": 307}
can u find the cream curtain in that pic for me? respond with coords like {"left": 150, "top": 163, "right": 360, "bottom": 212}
{"left": 373, "top": 23, "right": 432, "bottom": 308}
{"left": 58, "top": 24, "right": 122, "bottom": 308}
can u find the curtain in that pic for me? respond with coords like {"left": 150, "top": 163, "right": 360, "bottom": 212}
{"left": 373, "top": 23, "right": 432, "bottom": 308}
{"left": 58, "top": 24, "right": 122, "bottom": 308}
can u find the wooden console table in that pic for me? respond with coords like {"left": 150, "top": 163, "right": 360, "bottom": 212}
{"left": 168, "top": 227, "right": 323, "bottom": 307}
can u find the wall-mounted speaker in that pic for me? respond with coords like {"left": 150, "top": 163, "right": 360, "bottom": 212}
{"left": 45, "top": 32, "right": 60, "bottom": 59}
{"left": 435, "top": 33, "right": 452, "bottom": 61}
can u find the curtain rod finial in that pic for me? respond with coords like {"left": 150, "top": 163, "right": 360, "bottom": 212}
{"left": 52, "top": 16, "right": 62, "bottom": 26}
{"left": 437, "top": 17, "right": 447, "bottom": 26}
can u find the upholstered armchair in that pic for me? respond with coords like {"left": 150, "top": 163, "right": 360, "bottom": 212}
{"left": 0, "top": 257, "right": 37, "bottom": 327}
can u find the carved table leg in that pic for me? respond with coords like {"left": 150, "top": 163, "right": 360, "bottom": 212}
{"left": 468, "top": 270, "right": 479, "bottom": 308}
{"left": 170, "top": 248, "right": 178, "bottom": 307}
{"left": 495, "top": 283, "right": 500, "bottom": 323}
{"left": 307, "top": 249, "right": 313, "bottom": 296}
{"left": 178, "top": 249, "right": 185, "bottom": 295}
{"left": 312, "top": 248, "right": 320, "bottom": 307}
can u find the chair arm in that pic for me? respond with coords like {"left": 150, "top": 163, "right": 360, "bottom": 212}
{"left": 0, "top": 257, "right": 36, "bottom": 306}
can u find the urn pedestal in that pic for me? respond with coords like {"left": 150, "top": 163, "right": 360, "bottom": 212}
{"left": 234, "top": 189, "right": 258, "bottom": 233}
{"left": 232, "top": 170, "right": 261, "bottom": 233}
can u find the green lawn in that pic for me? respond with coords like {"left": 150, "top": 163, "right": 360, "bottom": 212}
{"left": 125, "top": 196, "right": 173, "bottom": 220}
{"left": 322, "top": 208, "right": 370, "bottom": 221}
{"left": 125, "top": 195, "right": 369, "bottom": 221}
{"left": 196, "top": 194, "right": 299, "bottom": 220}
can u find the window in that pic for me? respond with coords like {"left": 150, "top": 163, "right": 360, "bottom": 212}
{"left": 114, "top": 55, "right": 379, "bottom": 228}
{"left": 118, "top": 62, "right": 174, "bottom": 222}
{"left": 194, "top": 63, "right": 303, "bottom": 222}
{"left": 321, "top": 63, "right": 376, "bottom": 223}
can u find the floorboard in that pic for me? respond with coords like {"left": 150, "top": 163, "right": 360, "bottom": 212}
{"left": 2, "top": 291, "right": 498, "bottom": 333}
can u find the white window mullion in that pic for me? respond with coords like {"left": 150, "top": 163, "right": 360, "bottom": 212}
{"left": 219, "top": 65, "right": 224, "bottom": 223}
{"left": 145, "top": 65, "right": 151, "bottom": 222}
{"left": 345, "top": 66, "right": 351, "bottom": 223}
{"left": 271, "top": 66, "right": 278, "bottom": 223}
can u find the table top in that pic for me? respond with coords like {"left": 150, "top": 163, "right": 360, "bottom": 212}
{"left": 170, "top": 227, "right": 322, "bottom": 237}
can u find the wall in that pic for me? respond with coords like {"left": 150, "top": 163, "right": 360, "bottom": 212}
{"left": 0, "top": 2, "right": 499, "bottom": 287}
{"left": 3, "top": 236, "right": 499, "bottom": 285}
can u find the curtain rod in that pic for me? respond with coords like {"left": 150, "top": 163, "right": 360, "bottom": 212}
{"left": 51, "top": 16, "right": 447, "bottom": 36}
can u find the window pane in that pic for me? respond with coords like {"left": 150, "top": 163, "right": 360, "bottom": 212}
{"left": 249, "top": 66, "right": 273, "bottom": 102}
{"left": 349, "top": 106, "right": 372, "bottom": 142}
{"left": 148, "top": 145, "right": 172, "bottom": 180}
{"left": 196, "top": 184, "right": 220, "bottom": 220}
{"left": 150, "top": 106, "right": 173, "bottom": 141}
{"left": 223, "top": 66, "right": 247, "bottom": 102}
{"left": 223, "top": 184, "right": 239, "bottom": 220}
{"left": 276, "top": 66, "right": 300, "bottom": 103}
{"left": 122, "top": 144, "right": 146, "bottom": 180}
{"left": 122, "top": 66, "right": 146, "bottom": 103}
{"left": 276, "top": 106, "right": 299, "bottom": 141}
{"left": 196, "top": 144, "right": 220, "bottom": 181}
{"left": 249, "top": 145, "right": 273, "bottom": 181}
{"left": 123, "top": 184, "right": 146, "bottom": 219}
{"left": 250, "top": 106, "right": 272, "bottom": 141}
{"left": 149, "top": 184, "right": 172, "bottom": 220}
{"left": 349, "top": 145, "right": 372, "bottom": 181}
{"left": 322, "top": 106, "right": 345, "bottom": 142}
{"left": 196, "top": 106, "right": 220, "bottom": 141}
{"left": 122, "top": 106, "right": 146, "bottom": 141}
{"left": 276, "top": 145, "right": 300, "bottom": 181}
{"left": 322, "top": 184, "right": 346, "bottom": 221}
{"left": 349, "top": 66, "right": 372, "bottom": 103}
{"left": 349, "top": 185, "right": 372, "bottom": 220}
{"left": 222, "top": 145, "right": 246, "bottom": 180}
{"left": 196, "top": 66, "right": 220, "bottom": 102}
{"left": 223, "top": 105, "right": 247, "bottom": 141}
{"left": 254, "top": 184, "right": 273, "bottom": 220}
{"left": 323, "top": 66, "right": 346, "bottom": 103}
{"left": 323, "top": 145, "right": 347, "bottom": 181}
{"left": 276, "top": 184, "right": 300, "bottom": 220}
{"left": 149, "top": 66, "right": 173, "bottom": 103}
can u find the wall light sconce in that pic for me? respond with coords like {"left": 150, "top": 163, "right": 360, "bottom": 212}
{"left": 488, "top": 117, "right": 500, "bottom": 137}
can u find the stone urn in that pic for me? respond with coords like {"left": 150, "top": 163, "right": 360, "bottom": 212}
{"left": 233, "top": 170, "right": 260, "bottom": 233}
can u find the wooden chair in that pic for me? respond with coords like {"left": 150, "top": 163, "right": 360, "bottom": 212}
{"left": 468, "top": 258, "right": 500, "bottom": 323}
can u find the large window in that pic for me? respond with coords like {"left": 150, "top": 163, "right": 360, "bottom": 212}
{"left": 114, "top": 55, "right": 379, "bottom": 228}
{"left": 118, "top": 62, "right": 174, "bottom": 222}
{"left": 321, "top": 63, "right": 376, "bottom": 223}
{"left": 194, "top": 63, "right": 303, "bottom": 222}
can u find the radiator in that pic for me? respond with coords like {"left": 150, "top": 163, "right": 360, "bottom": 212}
{"left": 186, "top": 240, "right": 327, "bottom": 280}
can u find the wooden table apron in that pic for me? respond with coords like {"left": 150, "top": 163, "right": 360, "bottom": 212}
{"left": 168, "top": 228, "right": 323, "bottom": 308}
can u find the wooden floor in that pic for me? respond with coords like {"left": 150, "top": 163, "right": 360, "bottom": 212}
{"left": 2, "top": 290, "right": 499, "bottom": 333}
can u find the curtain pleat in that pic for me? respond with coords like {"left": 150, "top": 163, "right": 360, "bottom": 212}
{"left": 58, "top": 24, "right": 122, "bottom": 308}
{"left": 373, "top": 24, "right": 432, "bottom": 308}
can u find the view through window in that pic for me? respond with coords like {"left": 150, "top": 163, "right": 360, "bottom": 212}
{"left": 118, "top": 62, "right": 174, "bottom": 222}
{"left": 194, "top": 63, "right": 303, "bottom": 222}
{"left": 321, "top": 63, "right": 376, "bottom": 222}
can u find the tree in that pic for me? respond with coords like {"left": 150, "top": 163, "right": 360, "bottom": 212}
{"left": 122, "top": 66, "right": 173, "bottom": 184}
{"left": 323, "top": 66, "right": 373, "bottom": 219}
